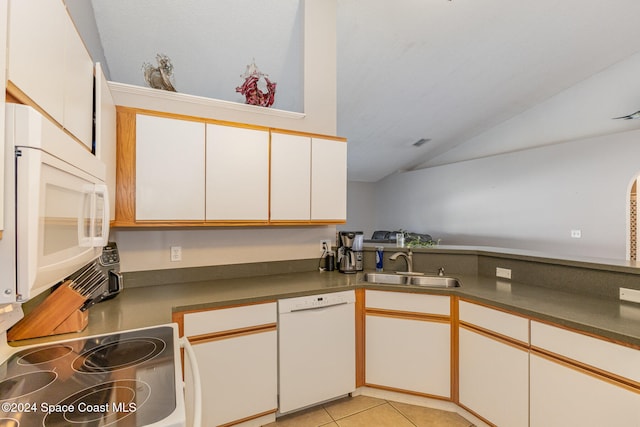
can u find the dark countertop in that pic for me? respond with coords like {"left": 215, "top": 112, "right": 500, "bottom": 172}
{"left": 11, "top": 268, "right": 640, "bottom": 349}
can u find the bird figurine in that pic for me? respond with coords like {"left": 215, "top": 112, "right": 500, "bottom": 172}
{"left": 613, "top": 110, "right": 640, "bottom": 120}
{"left": 142, "top": 54, "right": 176, "bottom": 92}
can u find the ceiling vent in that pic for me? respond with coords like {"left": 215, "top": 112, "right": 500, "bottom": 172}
{"left": 412, "top": 138, "right": 431, "bottom": 147}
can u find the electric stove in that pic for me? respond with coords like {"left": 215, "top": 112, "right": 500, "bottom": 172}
{"left": 0, "top": 324, "right": 187, "bottom": 426}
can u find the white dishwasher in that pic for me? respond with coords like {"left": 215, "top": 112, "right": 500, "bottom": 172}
{"left": 278, "top": 290, "right": 356, "bottom": 414}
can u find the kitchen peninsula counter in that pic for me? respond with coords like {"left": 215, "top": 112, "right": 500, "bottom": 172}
{"left": 12, "top": 261, "right": 640, "bottom": 349}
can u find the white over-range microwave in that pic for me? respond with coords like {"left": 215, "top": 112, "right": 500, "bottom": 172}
{"left": 0, "top": 104, "right": 109, "bottom": 304}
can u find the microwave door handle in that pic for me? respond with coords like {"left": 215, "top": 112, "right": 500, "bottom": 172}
{"left": 78, "top": 186, "right": 94, "bottom": 247}
{"left": 92, "top": 184, "right": 110, "bottom": 247}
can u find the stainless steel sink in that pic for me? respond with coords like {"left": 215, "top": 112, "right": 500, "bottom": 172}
{"left": 364, "top": 272, "right": 461, "bottom": 288}
{"left": 409, "top": 276, "right": 461, "bottom": 288}
{"left": 363, "top": 273, "right": 409, "bottom": 285}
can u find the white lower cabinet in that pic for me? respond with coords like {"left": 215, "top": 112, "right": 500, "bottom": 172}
{"left": 530, "top": 353, "right": 640, "bottom": 427}
{"left": 459, "top": 327, "right": 529, "bottom": 427}
{"left": 458, "top": 300, "right": 529, "bottom": 427}
{"left": 182, "top": 302, "right": 278, "bottom": 427}
{"left": 365, "top": 290, "right": 451, "bottom": 398}
{"left": 179, "top": 292, "right": 640, "bottom": 427}
{"left": 530, "top": 320, "right": 640, "bottom": 427}
{"left": 192, "top": 331, "right": 277, "bottom": 426}
{"left": 366, "top": 315, "right": 450, "bottom": 397}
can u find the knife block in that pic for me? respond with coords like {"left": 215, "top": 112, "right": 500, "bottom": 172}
{"left": 7, "top": 281, "right": 89, "bottom": 341}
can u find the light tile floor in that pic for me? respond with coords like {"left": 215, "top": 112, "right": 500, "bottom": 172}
{"left": 263, "top": 395, "right": 476, "bottom": 427}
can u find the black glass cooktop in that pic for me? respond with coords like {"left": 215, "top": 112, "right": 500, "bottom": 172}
{"left": 0, "top": 326, "right": 177, "bottom": 427}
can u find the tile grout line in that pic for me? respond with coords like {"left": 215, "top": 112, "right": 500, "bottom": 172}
{"left": 322, "top": 398, "right": 390, "bottom": 424}
{"left": 387, "top": 400, "right": 418, "bottom": 427}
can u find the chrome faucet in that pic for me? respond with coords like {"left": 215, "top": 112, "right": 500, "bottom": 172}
{"left": 390, "top": 249, "right": 413, "bottom": 273}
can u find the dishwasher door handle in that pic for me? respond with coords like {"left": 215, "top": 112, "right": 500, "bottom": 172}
{"left": 289, "top": 301, "right": 350, "bottom": 313}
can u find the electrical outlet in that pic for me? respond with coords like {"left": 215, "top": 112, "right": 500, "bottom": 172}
{"left": 620, "top": 287, "right": 640, "bottom": 303}
{"left": 496, "top": 267, "right": 512, "bottom": 279}
{"left": 571, "top": 229, "right": 582, "bottom": 238}
{"left": 170, "top": 246, "right": 182, "bottom": 262}
{"left": 320, "top": 239, "right": 331, "bottom": 254}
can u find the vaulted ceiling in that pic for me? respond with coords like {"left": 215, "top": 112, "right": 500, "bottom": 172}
{"left": 87, "top": 0, "right": 640, "bottom": 182}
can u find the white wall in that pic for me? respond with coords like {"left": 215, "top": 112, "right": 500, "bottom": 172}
{"left": 107, "top": 0, "right": 338, "bottom": 272}
{"left": 112, "top": 227, "right": 335, "bottom": 272}
{"left": 64, "top": 0, "right": 111, "bottom": 78}
{"left": 339, "top": 181, "right": 376, "bottom": 237}
{"left": 374, "top": 129, "right": 640, "bottom": 260}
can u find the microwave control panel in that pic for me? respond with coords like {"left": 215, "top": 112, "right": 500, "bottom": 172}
{"left": 100, "top": 242, "right": 120, "bottom": 267}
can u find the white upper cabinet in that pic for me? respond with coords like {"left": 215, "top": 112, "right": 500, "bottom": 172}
{"left": 115, "top": 109, "right": 346, "bottom": 226}
{"left": 8, "top": 0, "right": 66, "bottom": 120}
{"left": 311, "top": 137, "right": 347, "bottom": 221}
{"left": 270, "top": 132, "right": 311, "bottom": 221}
{"left": 205, "top": 124, "right": 269, "bottom": 221}
{"left": 62, "top": 12, "right": 94, "bottom": 147}
{"left": 136, "top": 114, "right": 205, "bottom": 221}
{"left": 7, "top": 0, "right": 94, "bottom": 148}
{"left": 271, "top": 133, "right": 347, "bottom": 222}
{"left": 94, "top": 63, "right": 117, "bottom": 221}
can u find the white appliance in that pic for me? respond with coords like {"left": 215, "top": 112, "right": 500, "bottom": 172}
{"left": 0, "top": 322, "right": 202, "bottom": 427}
{"left": 0, "top": 104, "right": 109, "bottom": 305}
{"left": 278, "top": 290, "right": 355, "bottom": 414}
{"left": 0, "top": 105, "right": 202, "bottom": 427}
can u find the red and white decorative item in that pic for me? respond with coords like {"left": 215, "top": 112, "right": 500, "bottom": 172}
{"left": 236, "top": 59, "right": 277, "bottom": 107}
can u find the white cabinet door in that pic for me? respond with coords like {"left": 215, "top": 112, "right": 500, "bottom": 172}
{"left": 62, "top": 12, "right": 94, "bottom": 149}
{"left": 270, "top": 132, "right": 311, "bottom": 221}
{"left": 530, "top": 353, "right": 640, "bottom": 427}
{"left": 206, "top": 124, "right": 269, "bottom": 221}
{"left": 459, "top": 327, "right": 529, "bottom": 427}
{"left": 365, "top": 291, "right": 451, "bottom": 398}
{"left": 7, "top": 0, "right": 93, "bottom": 148}
{"left": 311, "top": 138, "right": 346, "bottom": 221}
{"left": 192, "top": 331, "right": 278, "bottom": 426}
{"left": 94, "top": 63, "right": 116, "bottom": 221}
{"left": 136, "top": 114, "right": 205, "bottom": 220}
{"left": 366, "top": 315, "right": 450, "bottom": 397}
{"left": 8, "top": 0, "right": 66, "bottom": 122}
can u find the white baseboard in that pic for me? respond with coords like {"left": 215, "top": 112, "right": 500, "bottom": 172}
{"left": 356, "top": 386, "right": 491, "bottom": 427}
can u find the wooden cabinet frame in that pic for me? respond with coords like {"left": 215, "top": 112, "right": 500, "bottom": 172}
{"left": 113, "top": 107, "right": 347, "bottom": 228}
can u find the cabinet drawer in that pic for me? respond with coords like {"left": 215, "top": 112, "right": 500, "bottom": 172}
{"left": 531, "top": 321, "right": 640, "bottom": 383}
{"left": 365, "top": 290, "right": 449, "bottom": 316}
{"left": 184, "top": 302, "right": 276, "bottom": 336}
{"left": 459, "top": 300, "right": 529, "bottom": 343}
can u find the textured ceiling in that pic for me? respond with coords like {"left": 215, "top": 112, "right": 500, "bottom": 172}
{"left": 89, "top": 0, "right": 640, "bottom": 182}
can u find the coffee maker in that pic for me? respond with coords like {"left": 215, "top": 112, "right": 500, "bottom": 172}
{"left": 337, "top": 231, "right": 364, "bottom": 274}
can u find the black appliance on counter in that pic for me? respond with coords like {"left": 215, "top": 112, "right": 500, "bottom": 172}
{"left": 67, "top": 242, "right": 123, "bottom": 311}
{"left": 365, "top": 230, "right": 432, "bottom": 244}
